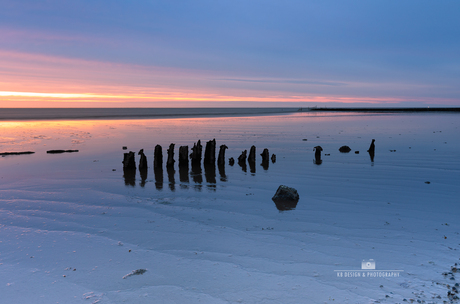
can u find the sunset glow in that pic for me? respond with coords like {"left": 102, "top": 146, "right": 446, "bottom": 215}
{"left": 1, "top": 1, "right": 459, "bottom": 108}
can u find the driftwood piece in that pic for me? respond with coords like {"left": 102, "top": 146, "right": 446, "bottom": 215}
{"left": 138, "top": 149, "right": 148, "bottom": 169}
{"left": 217, "top": 145, "right": 228, "bottom": 166}
{"left": 204, "top": 139, "right": 216, "bottom": 165}
{"left": 166, "top": 143, "right": 175, "bottom": 167}
{"left": 153, "top": 145, "right": 163, "bottom": 169}
{"left": 122, "top": 151, "right": 136, "bottom": 169}
{"left": 0, "top": 151, "right": 35, "bottom": 156}
{"left": 46, "top": 150, "right": 79, "bottom": 154}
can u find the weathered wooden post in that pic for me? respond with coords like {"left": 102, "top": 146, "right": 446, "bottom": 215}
{"left": 190, "top": 140, "right": 202, "bottom": 165}
{"left": 217, "top": 145, "right": 228, "bottom": 166}
{"left": 122, "top": 151, "right": 136, "bottom": 169}
{"left": 122, "top": 151, "right": 136, "bottom": 186}
{"left": 153, "top": 145, "right": 163, "bottom": 169}
{"left": 138, "top": 149, "right": 148, "bottom": 169}
{"left": 260, "top": 148, "right": 269, "bottom": 170}
{"left": 248, "top": 146, "right": 256, "bottom": 174}
{"left": 204, "top": 139, "right": 216, "bottom": 165}
{"left": 166, "top": 143, "right": 175, "bottom": 168}
{"left": 179, "top": 145, "right": 189, "bottom": 184}
{"left": 238, "top": 150, "right": 247, "bottom": 172}
{"left": 313, "top": 146, "right": 323, "bottom": 165}
{"left": 367, "top": 139, "right": 375, "bottom": 162}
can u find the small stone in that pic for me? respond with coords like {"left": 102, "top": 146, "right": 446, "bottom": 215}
{"left": 122, "top": 146, "right": 127, "bottom": 150}
{"left": 339, "top": 146, "right": 351, "bottom": 153}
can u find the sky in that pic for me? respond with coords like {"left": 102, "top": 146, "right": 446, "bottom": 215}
{"left": 0, "top": 0, "right": 459, "bottom": 108}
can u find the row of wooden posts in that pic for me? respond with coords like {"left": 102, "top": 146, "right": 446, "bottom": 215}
{"left": 122, "top": 139, "right": 275, "bottom": 171}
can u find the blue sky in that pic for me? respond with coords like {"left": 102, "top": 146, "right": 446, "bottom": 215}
{"left": 1, "top": 0, "right": 459, "bottom": 107}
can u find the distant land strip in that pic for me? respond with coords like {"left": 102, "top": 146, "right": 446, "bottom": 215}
{"left": 306, "top": 107, "right": 460, "bottom": 112}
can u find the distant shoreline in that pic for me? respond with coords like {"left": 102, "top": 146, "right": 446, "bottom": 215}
{"left": 0, "top": 107, "right": 298, "bottom": 121}
{"left": 306, "top": 107, "right": 460, "bottom": 112}
{"left": 1, "top": 107, "right": 459, "bottom": 121}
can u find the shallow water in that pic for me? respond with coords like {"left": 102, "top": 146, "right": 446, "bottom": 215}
{"left": 1, "top": 111, "right": 459, "bottom": 303}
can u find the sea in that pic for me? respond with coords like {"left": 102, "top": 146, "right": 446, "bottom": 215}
{"left": 1, "top": 108, "right": 460, "bottom": 303}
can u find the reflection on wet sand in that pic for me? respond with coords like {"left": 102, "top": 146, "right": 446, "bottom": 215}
{"left": 139, "top": 167, "right": 147, "bottom": 187}
{"left": 204, "top": 163, "right": 216, "bottom": 190}
{"left": 123, "top": 168, "right": 136, "bottom": 186}
{"left": 154, "top": 167, "right": 163, "bottom": 190}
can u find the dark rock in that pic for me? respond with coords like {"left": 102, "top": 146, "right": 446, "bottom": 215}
{"left": 271, "top": 154, "right": 276, "bottom": 163}
{"left": 166, "top": 143, "right": 175, "bottom": 167}
{"left": 46, "top": 150, "right": 79, "bottom": 154}
{"left": 355, "top": 151, "right": 359, "bottom": 154}
{"left": 229, "top": 157, "right": 235, "bottom": 166}
{"left": 122, "top": 151, "right": 136, "bottom": 169}
{"left": 339, "top": 146, "right": 351, "bottom": 153}
{"left": 153, "top": 145, "right": 163, "bottom": 169}
{"left": 204, "top": 139, "right": 216, "bottom": 165}
{"left": 272, "top": 185, "right": 299, "bottom": 211}
{"left": 122, "top": 146, "right": 127, "bottom": 150}
{"left": 138, "top": 149, "right": 148, "bottom": 169}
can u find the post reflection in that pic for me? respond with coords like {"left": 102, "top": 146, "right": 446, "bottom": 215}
{"left": 122, "top": 143, "right": 279, "bottom": 191}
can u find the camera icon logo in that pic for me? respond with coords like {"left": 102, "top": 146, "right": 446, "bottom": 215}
{"left": 361, "top": 259, "right": 376, "bottom": 270}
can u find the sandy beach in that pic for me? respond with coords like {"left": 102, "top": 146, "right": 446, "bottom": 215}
{"left": 1, "top": 110, "right": 459, "bottom": 303}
